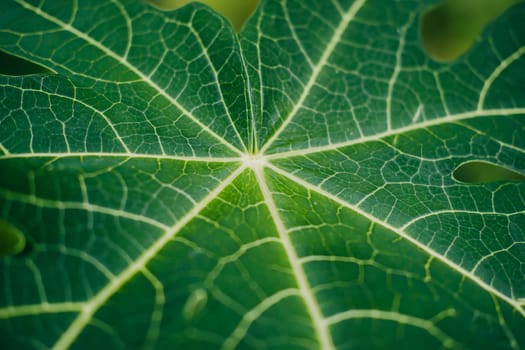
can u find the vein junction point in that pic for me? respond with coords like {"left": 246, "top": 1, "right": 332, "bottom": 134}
{"left": 242, "top": 153, "right": 268, "bottom": 170}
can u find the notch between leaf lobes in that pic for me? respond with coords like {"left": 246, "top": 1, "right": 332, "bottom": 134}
{"left": 453, "top": 160, "right": 525, "bottom": 184}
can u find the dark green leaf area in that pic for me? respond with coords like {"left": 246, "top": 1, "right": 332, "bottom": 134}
{"left": 271, "top": 122, "right": 525, "bottom": 301}
{"left": 463, "top": 116, "right": 525, "bottom": 150}
{"left": 0, "top": 157, "right": 239, "bottom": 225}
{"left": 260, "top": 1, "right": 525, "bottom": 154}
{"left": 265, "top": 168, "right": 525, "bottom": 349}
{"left": 273, "top": 121, "right": 525, "bottom": 222}
{"left": 0, "top": 1, "right": 252, "bottom": 151}
{"left": 0, "top": 204, "right": 165, "bottom": 304}
{"left": 0, "top": 313, "right": 78, "bottom": 350}
{"left": 76, "top": 170, "right": 318, "bottom": 349}
{"left": 0, "top": 76, "right": 127, "bottom": 155}
{"left": 0, "top": 74, "right": 241, "bottom": 157}
{"left": 406, "top": 213, "right": 525, "bottom": 300}
{"left": 248, "top": 0, "right": 429, "bottom": 151}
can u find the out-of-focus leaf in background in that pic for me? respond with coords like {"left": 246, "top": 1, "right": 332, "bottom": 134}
{"left": 421, "top": 0, "right": 522, "bottom": 61}
{"left": 149, "top": 0, "right": 259, "bottom": 31}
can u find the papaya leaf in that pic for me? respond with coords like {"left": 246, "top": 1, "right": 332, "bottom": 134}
{"left": 1, "top": 0, "right": 524, "bottom": 349}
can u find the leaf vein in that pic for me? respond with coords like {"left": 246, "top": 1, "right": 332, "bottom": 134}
{"left": 266, "top": 162, "right": 525, "bottom": 317}
{"left": 259, "top": 0, "right": 367, "bottom": 154}
{"left": 15, "top": 0, "right": 243, "bottom": 156}
{"left": 50, "top": 164, "right": 246, "bottom": 350}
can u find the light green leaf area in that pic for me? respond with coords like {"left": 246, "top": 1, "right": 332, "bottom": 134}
{"left": 0, "top": 0, "right": 524, "bottom": 349}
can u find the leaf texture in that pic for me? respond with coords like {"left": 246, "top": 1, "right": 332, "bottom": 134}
{"left": 0, "top": 0, "right": 524, "bottom": 349}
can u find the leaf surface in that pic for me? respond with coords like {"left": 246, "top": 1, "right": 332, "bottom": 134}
{"left": 1, "top": 0, "right": 524, "bottom": 349}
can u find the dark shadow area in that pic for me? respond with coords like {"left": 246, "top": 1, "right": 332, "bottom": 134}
{"left": 0, "top": 50, "right": 50, "bottom": 75}
{"left": 453, "top": 160, "right": 525, "bottom": 184}
{"left": 13, "top": 240, "right": 34, "bottom": 258}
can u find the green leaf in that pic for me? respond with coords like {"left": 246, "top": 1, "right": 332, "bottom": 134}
{"left": 1, "top": 0, "right": 524, "bottom": 349}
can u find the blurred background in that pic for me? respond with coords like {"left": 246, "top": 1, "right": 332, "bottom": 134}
{"left": 1, "top": 0, "right": 523, "bottom": 183}
{"left": 149, "top": 0, "right": 259, "bottom": 31}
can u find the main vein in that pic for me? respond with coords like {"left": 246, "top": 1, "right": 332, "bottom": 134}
{"left": 266, "top": 107, "right": 525, "bottom": 159}
{"left": 0, "top": 152, "right": 241, "bottom": 163}
{"left": 251, "top": 162, "right": 335, "bottom": 350}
